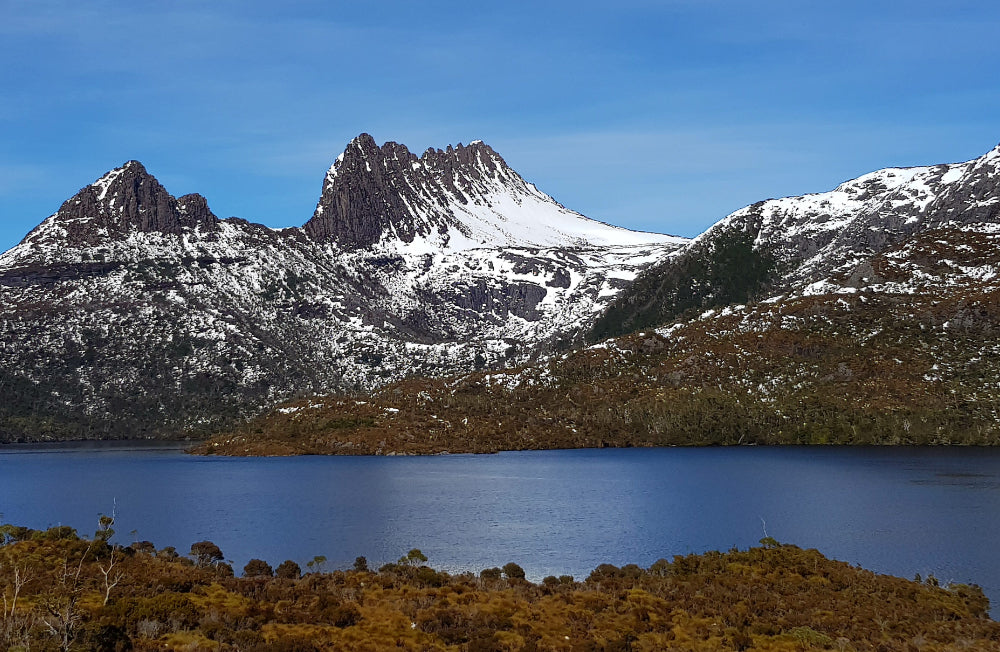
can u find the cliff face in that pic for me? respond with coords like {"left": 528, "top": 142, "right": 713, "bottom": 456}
{"left": 304, "top": 135, "right": 426, "bottom": 247}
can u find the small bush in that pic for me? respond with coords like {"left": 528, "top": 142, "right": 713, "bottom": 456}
{"left": 502, "top": 562, "right": 525, "bottom": 580}
{"left": 243, "top": 559, "right": 274, "bottom": 577}
{"left": 275, "top": 560, "right": 301, "bottom": 579}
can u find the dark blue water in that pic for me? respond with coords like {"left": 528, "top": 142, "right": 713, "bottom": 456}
{"left": 1, "top": 444, "right": 998, "bottom": 610}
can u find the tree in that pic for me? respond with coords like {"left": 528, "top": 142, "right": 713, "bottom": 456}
{"left": 306, "top": 555, "right": 327, "bottom": 574}
{"left": 190, "top": 541, "right": 224, "bottom": 567}
{"left": 275, "top": 560, "right": 301, "bottom": 580}
{"left": 1, "top": 549, "right": 32, "bottom": 626}
{"left": 98, "top": 547, "right": 124, "bottom": 606}
{"left": 759, "top": 536, "right": 780, "bottom": 549}
{"left": 95, "top": 514, "right": 115, "bottom": 544}
{"left": 92, "top": 510, "right": 124, "bottom": 606}
{"left": 502, "top": 562, "right": 525, "bottom": 580}
{"left": 353, "top": 556, "right": 369, "bottom": 572}
{"left": 40, "top": 538, "right": 93, "bottom": 651}
{"left": 398, "top": 549, "right": 427, "bottom": 566}
{"left": 243, "top": 559, "right": 274, "bottom": 577}
{"left": 1, "top": 522, "right": 34, "bottom": 546}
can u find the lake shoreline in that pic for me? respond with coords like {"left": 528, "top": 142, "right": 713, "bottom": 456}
{"left": 188, "top": 438, "right": 999, "bottom": 457}
{"left": 2, "top": 526, "right": 996, "bottom": 650}
{"left": 4, "top": 445, "right": 999, "bottom": 621}
{"left": 4, "top": 437, "right": 998, "bottom": 457}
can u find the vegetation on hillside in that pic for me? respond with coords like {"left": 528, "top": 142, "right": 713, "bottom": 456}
{"left": 589, "top": 224, "right": 779, "bottom": 342}
{"left": 0, "top": 362, "right": 239, "bottom": 443}
{"left": 2, "top": 520, "right": 996, "bottom": 651}
{"left": 194, "top": 229, "right": 1000, "bottom": 455}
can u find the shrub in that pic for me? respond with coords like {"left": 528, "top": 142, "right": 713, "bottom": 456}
{"left": 243, "top": 559, "right": 274, "bottom": 577}
{"left": 329, "top": 602, "right": 361, "bottom": 628}
{"left": 82, "top": 623, "right": 133, "bottom": 652}
{"left": 480, "top": 567, "right": 502, "bottom": 580}
{"left": 502, "top": 562, "right": 525, "bottom": 580}
{"left": 275, "top": 560, "right": 301, "bottom": 579}
{"left": 190, "top": 541, "right": 224, "bottom": 567}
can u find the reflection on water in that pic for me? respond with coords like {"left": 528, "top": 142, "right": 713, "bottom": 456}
{"left": 1, "top": 445, "right": 998, "bottom": 612}
{"left": 0, "top": 439, "right": 195, "bottom": 454}
{"left": 909, "top": 471, "right": 1000, "bottom": 490}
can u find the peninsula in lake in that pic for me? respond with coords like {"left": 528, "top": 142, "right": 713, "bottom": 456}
{"left": 2, "top": 136, "right": 999, "bottom": 451}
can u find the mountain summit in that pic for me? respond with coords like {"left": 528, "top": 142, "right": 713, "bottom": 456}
{"left": 7, "top": 134, "right": 998, "bottom": 444}
{"left": 0, "top": 135, "right": 684, "bottom": 441}
{"left": 20, "top": 161, "right": 219, "bottom": 250}
{"left": 305, "top": 133, "right": 679, "bottom": 251}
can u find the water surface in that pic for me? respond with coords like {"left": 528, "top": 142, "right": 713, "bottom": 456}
{"left": 1, "top": 445, "right": 997, "bottom": 609}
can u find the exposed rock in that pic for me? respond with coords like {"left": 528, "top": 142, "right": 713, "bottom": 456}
{"left": 24, "top": 162, "right": 220, "bottom": 249}
{"left": 0, "top": 135, "right": 680, "bottom": 441}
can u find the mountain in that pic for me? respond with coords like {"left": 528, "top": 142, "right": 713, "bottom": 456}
{"left": 6, "top": 136, "right": 1000, "bottom": 447}
{"left": 0, "top": 135, "right": 684, "bottom": 441}
{"left": 305, "top": 133, "right": 665, "bottom": 250}
{"left": 200, "top": 221, "right": 1000, "bottom": 455}
{"left": 592, "top": 142, "right": 1000, "bottom": 340}
{"left": 195, "top": 142, "right": 1000, "bottom": 454}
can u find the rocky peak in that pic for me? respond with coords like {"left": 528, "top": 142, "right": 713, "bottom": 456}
{"left": 304, "top": 134, "right": 422, "bottom": 247}
{"left": 176, "top": 193, "right": 217, "bottom": 228}
{"left": 303, "top": 133, "right": 677, "bottom": 252}
{"left": 303, "top": 134, "right": 523, "bottom": 250}
{"left": 26, "top": 161, "right": 219, "bottom": 246}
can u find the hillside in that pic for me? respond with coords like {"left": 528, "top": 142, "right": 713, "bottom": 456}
{"left": 592, "top": 142, "right": 1000, "bottom": 340}
{"left": 195, "top": 224, "right": 1000, "bottom": 455}
{"left": 0, "top": 136, "right": 683, "bottom": 442}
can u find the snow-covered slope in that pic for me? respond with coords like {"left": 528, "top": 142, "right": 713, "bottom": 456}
{"left": 305, "top": 134, "right": 681, "bottom": 251}
{"left": 705, "top": 142, "right": 1000, "bottom": 288}
{"left": 7, "top": 134, "right": 999, "bottom": 442}
{"left": 590, "top": 140, "right": 1000, "bottom": 341}
{"left": 0, "top": 135, "right": 686, "bottom": 440}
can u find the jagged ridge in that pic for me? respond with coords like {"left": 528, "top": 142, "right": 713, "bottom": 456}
{"left": 304, "top": 133, "right": 681, "bottom": 251}
{"left": 0, "top": 135, "right": 685, "bottom": 441}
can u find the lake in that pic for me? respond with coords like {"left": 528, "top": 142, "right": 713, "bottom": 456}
{"left": 1, "top": 444, "right": 998, "bottom": 611}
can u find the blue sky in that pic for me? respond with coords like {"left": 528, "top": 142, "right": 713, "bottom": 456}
{"left": 2, "top": 1, "right": 999, "bottom": 251}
